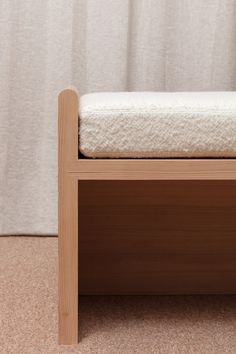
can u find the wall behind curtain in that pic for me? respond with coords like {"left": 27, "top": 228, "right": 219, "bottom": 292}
{"left": 1, "top": 0, "right": 236, "bottom": 234}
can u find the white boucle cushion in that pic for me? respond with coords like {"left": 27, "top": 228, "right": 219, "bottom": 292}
{"left": 79, "top": 91, "right": 236, "bottom": 158}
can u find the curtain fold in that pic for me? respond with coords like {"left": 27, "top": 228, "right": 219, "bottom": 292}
{"left": 1, "top": 0, "right": 236, "bottom": 234}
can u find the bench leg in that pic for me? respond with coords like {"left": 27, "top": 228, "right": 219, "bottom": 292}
{"left": 58, "top": 176, "right": 78, "bottom": 344}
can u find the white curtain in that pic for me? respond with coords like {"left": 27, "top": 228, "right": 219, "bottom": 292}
{"left": 1, "top": 0, "right": 236, "bottom": 235}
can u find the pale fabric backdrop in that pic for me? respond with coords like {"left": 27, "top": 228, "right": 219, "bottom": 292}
{"left": 0, "top": 0, "right": 236, "bottom": 234}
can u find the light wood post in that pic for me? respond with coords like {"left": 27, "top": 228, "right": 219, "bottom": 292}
{"left": 58, "top": 89, "right": 79, "bottom": 344}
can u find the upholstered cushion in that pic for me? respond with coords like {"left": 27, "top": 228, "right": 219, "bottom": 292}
{"left": 79, "top": 91, "right": 236, "bottom": 158}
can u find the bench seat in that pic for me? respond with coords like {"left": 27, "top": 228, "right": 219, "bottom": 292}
{"left": 79, "top": 91, "right": 236, "bottom": 158}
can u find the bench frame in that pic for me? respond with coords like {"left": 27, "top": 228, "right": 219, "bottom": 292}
{"left": 58, "top": 88, "right": 236, "bottom": 344}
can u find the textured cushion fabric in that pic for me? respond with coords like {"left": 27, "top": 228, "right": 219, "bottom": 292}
{"left": 79, "top": 92, "right": 236, "bottom": 158}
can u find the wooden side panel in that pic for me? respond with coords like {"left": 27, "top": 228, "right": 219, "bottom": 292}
{"left": 58, "top": 90, "right": 79, "bottom": 344}
{"left": 79, "top": 181, "right": 236, "bottom": 294}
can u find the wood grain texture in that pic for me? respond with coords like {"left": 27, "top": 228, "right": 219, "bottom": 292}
{"left": 79, "top": 181, "right": 236, "bottom": 294}
{"left": 72, "top": 159, "right": 236, "bottom": 180}
{"left": 58, "top": 89, "right": 79, "bottom": 344}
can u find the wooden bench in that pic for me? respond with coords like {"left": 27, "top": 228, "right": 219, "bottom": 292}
{"left": 58, "top": 88, "right": 236, "bottom": 344}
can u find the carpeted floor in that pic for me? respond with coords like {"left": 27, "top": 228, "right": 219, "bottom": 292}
{"left": 1, "top": 237, "right": 236, "bottom": 354}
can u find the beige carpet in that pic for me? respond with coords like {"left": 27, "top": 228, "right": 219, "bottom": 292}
{"left": 1, "top": 237, "right": 236, "bottom": 354}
